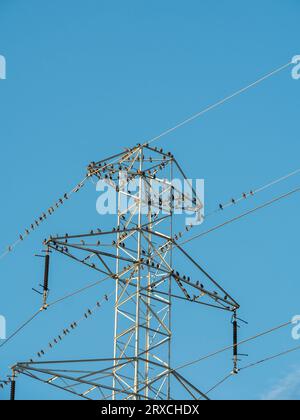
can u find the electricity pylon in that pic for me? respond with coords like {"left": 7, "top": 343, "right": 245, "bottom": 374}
{"left": 11, "top": 144, "right": 240, "bottom": 400}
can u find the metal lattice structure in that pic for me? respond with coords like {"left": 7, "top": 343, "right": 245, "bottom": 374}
{"left": 12, "top": 144, "right": 240, "bottom": 400}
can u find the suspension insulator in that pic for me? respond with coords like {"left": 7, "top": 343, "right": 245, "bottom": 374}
{"left": 10, "top": 379, "right": 16, "bottom": 401}
{"left": 43, "top": 254, "right": 50, "bottom": 292}
{"left": 233, "top": 319, "right": 238, "bottom": 358}
{"left": 233, "top": 313, "right": 239, "bottom": 374}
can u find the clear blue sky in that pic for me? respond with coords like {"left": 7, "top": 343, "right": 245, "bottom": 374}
{"left": 0, "top": 0, "right": 300, "bottom": 400}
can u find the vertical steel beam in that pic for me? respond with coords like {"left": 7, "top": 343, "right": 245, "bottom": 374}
{"left": 112, "top": 173, "right": 122, "bottom": 400}
{"left": 134, "top": 147, "right": 143, "bottom": 398}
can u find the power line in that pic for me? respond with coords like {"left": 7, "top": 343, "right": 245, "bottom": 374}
{"left": 0, "top": 150, "right": 135, "bottom": 262}
{"left": 0, "top": 291, "right": 114, "bottom": 388}
{"left": 0, "top": 176, "right": 89, "bottom": 261}
{"left": 146, "top": 60, "right": 292, "bottom": 146}
{"left": 0, "top": 60, "right": 293, "bottom": 263}
{"left": 32, "top": 291, "right": 114, "bottom": 361}
{"left": 206, "top": 373, "right": 234, "bottom": 395}
{"left": 0, "top": 276, "right": 113, "bottom": 352}
{"left": 47, "top": 275, "right": 112, "bottom": 307}
{"left": 179, "top": 186, "right": 300, "bottom": 246}
{"left": 174, "top": 320, "right": 292, "bottom": 372}
{"left": 240, "top": 344, "right": 300, "bottom": 372}
{"left": 204, "top": 343, "right": 300, "bottom": 396}
{"left": 152, "top": 183, "right": 300, "bottom": 260}
{"left": 0, "top": 309, "right": 43, "bottom": 350}
{"left": 206, "top": 168, "right": 300, "bottom": 217}
{"left": 160, "top": 167, "right": 300, "bottom": 256}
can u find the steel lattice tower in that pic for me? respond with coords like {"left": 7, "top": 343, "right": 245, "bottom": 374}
{"left": 11, "top": 144, "right": 239, "bottom": 400}
{"left": 111, "top": 146, "right": 174, "bottom": 400}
